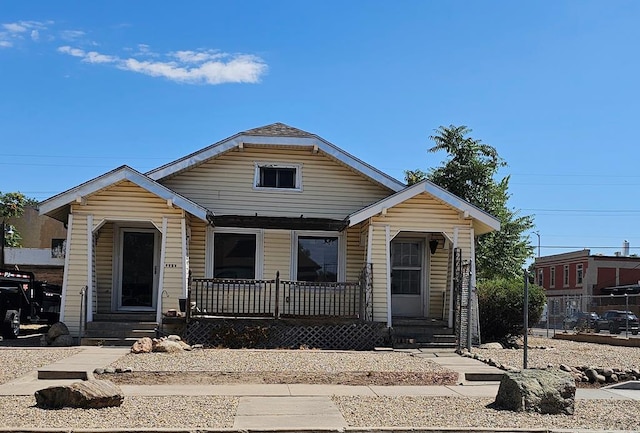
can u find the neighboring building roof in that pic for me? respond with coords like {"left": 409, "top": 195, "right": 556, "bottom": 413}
{"left": 347, "top": 179, "right": 501, "bottom": 235}
{"left": 145, "top": 122, "right": 406, "bottom": 192}
{"left": 39, "top": 165, "right": 210, "bottom": 222}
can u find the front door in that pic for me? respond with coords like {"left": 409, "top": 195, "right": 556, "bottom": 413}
{"left": 117, "top": 229, "right": 158, "bottom": 310}
{"left": 391, "top": 239, "right": 426, "bottom": 317}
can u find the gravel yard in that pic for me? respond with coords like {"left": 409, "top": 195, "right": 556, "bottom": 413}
{"left": 0, "top": 348, "right": 82, "bottom": 384}
{"left": 473, "top": 336, "right": 640, "bottom": 371}
{"left": 1, "top": 336, "right": 640, "bottom": 431}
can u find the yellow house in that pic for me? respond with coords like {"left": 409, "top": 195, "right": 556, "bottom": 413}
{"left": 39, "top": 123, "right": 499, "bottom": 346}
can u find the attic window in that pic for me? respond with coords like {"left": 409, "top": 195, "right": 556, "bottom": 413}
{"left": 254, "top": 162, "right": 302, "bottom": 191}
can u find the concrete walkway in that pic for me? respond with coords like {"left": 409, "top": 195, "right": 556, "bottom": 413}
{"left": 0, "top": 346, "right": 637, "bottom": 431}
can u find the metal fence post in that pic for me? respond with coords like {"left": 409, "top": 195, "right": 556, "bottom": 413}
{"left": 275, "top": 271, "right": 280, "bottom": 319}
{"left": 523, "top": 270, "right": 529, "bottom": 370}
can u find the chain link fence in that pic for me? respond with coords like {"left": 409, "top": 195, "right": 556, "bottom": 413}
{"left": 543, "top": 293, "right": 640, "bottom": 333}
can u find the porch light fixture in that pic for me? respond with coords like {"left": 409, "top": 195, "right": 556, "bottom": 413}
{"left": 429, "top": 239, "right": 439, "bottom": 254}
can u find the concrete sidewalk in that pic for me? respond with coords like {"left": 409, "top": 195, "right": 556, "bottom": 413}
{"left": 0, "top": 346, "right": 637, "bottom": 432}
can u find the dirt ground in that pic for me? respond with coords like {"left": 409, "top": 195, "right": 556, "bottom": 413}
{"left": 101, "top": 370, "right": 459, "bottom": 386}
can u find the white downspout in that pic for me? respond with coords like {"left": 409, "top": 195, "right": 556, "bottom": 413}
{"left": 448, "top": 227, "right": 459, "bottom": 328}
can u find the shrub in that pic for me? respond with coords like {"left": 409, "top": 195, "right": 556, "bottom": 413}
{"left": 477, "top": 277, "right": 546, "bottom": 345}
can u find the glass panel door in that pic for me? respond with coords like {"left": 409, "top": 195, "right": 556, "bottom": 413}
{"left": 391, "top": 240, "right": 424, "bottom": 317}
{"left": 120, "top": 231, "right": 156, "bottom": 308}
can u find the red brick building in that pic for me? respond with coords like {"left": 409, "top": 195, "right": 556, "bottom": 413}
{"left": 534, "top": 248, "right": 640, "bottom": 297}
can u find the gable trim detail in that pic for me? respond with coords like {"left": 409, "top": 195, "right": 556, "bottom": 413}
{"left": 347, "top": 179, "right": 500, "bottom": 233}
{"left": 145, "top": 126, "right": 406, "bottom": 192}
{"left": 39, "top": 165, "right": 210, "bottom": 222}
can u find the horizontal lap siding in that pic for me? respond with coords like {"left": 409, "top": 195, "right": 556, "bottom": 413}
{"left": 64, "top": 181, "right": 187, "bottom": 334}
{"left": 163, "top": 217, "right": 185, "bottom": 311}
{"left": 63, "top": 215, "right": 88, "bottom": 336}
{"left": 370, "top": 225, "right": 388, "bottom": 322}
{"left": 264, "top": 230, "right": 291, "bottom": 280}
{"left": 161, "top": 148, "right": 392, "bottom": 219}
{"left": 188, "top": 219, "right": 207, "bottom": 279}
{"left": 95, "top": 222, "right": 113, "bottom": 313}
{"left": 369, "top": 194, "right": 475, "bottom": 324}
{"left": 346, "top": 226, "right": 365, "bottom": 282}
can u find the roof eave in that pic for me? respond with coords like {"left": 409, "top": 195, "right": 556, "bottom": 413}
{"left": 39, "top": 166, "right": 210, "bottom": 222}
{"left": 146, "top": 132, "right": 406, "bottom": 192}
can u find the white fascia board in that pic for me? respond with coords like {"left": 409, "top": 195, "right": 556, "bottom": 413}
{"left": 348, "top": 180, "right": 501, "bottom": 232}
{"left": 146, "top": 133, "right": 406, "bottom": 192}
{"left": 39, "top": 166, "right": 210, "bottom": 222}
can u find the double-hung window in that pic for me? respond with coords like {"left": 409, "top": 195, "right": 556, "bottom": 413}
{"left": 563, "top": 265, "right": 569, "bottom": 287}
{"left": 550, "top": 267, "right": 556, "bottom": 288}
{"left": 254, "top": 162, "right": 302, "bottom": 191}
{"left": 292, "top": 232, "right": 343, "bottom": 282}
{"left": 207, "top": 228, "right": 263, "bottom": 279}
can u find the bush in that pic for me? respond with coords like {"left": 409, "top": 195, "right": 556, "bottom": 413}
{"left": 477, "top": 277, "right": 546, "bottom": 345}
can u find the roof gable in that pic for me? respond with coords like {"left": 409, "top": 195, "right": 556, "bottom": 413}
{"left": 146, "top": 123, "right": 406, "bottom": 192}
{"left": 39, "top": 165, "right": 209, "bottom": 222}
{"left": 347, "top": 179, "right": 501, "bottom": 235}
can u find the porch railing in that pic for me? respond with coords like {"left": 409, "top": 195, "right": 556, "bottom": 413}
{"left": 187, "top": 266, "right": 372, "bottom": 320}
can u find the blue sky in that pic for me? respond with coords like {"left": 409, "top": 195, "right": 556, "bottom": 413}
{"left": 1, "top": 1, "right": 640, "bottom": 259}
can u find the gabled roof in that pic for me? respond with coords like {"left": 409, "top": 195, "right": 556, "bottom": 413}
{"left": 39, "top": 165, "right": 210, "bottom": 222}
{"left": 347, "top": 179, "right": 501, "bottom": 235}
{"left": 146, "top": 122, "right": 406, "bottom": 192}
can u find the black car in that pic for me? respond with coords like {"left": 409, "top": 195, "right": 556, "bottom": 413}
{"left": 601, "top": 310, "right": 640, "bottom": 335}
{"left": 563, "top": 311, "right": 602, "bottom": 331}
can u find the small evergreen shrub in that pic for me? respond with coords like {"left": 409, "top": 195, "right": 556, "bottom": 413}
{"left": 477, "top": 277, "right": 546, "bottom": 345}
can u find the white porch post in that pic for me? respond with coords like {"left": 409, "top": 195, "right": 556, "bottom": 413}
{"left": 86, "top": 214, "right": 93, "bottom": 323}
{"left": 385, "top": 225, "right": 392, "bottom": 328}
{"left": 59, "top": 213, "right": 73, "bottom": 323}
{"left": 448, "top": 227, "right": 459, "bottom": 328}
{"left": 156, "top": 217, "right": 168, "bottom": 324}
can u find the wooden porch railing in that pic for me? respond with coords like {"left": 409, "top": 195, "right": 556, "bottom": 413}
{"left": 187, "top": 269, "right": 369, "bottom": 320}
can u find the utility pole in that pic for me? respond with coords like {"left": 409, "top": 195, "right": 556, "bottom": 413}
{"left": 534, "top": 231, "right": 541, "bottom": 257}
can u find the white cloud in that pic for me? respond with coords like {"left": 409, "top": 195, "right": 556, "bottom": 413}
{"left": 30, "top": 30, "right": 39, "bottom": 41}
{"left": 1, "top": 20, "right": 50, "bottom": 46}
{"left": 172, "top": 50, "right": 225, "bottom": 63}
{"left": 58, "top": 45, "right": 86, "bottom": 57}
{"left": 0, "top": 40, "right": 12, "bottom": 48}
{"left": 59, "top": 30, "right": 85, "bottom": 41}
{"left": 58, "top": 46, "right": 268, "bottom": 85}
{"left": 3, "top": 22, "right": 28, "bottom": 33}
{"left": 84, "top": 51, "right": 116, "bottom": 64}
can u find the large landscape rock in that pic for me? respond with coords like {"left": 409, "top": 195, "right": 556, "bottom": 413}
{"left": 45, "top": 322, "right": 71, "bottom": 345}
{"left": 131, "top": 336, "right": 153, "bottom": 353}
{"left": 493, "top": 369, "right": 575, "bottom": 415}
{"left": 35, "top": 380, "right": 124, "bottom": 409}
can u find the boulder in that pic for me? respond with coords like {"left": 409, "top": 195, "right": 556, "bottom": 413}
{"left": 478, "top": 342, "right": 503, "bottom": 349}
{"left": 35, "top": 380, "right": 124, "bottom": 409}
{"left": 153, "top": 339, "right": 184, "bottom": 353}
{"left": 131, "top": 337, "right": 153, "bottom": 354}
{"left": 50, "top": 334, "right": 74, "bottom": 347}
{"left": 46, "top": 322, "right": 70, "bottom": 344}
{"left": 493, "top": 369, "right": 575, "bottom": 415}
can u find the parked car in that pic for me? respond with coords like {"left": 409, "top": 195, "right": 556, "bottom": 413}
{"left": 601, "top": 310, "right": 640, "bottom": 335}
{"left": 563, "top": 311, "right": 602, "bottom": 331}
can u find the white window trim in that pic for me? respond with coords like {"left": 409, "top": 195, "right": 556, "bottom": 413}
{"left": 253, "top": 161, "right": 303, "bottom": 192}
{"left": 563, "top": 264, "right": 569, "bottom": 287}
{"left": 550, "top": 267, "right": 556, "bottom": 288}
{"left": 205, "top": 226, "right": 264, "bottom": 279}
{"left": 291, "top": 230, "right": 345, "bottom": 282}
{"left": 576, "top": 264, "right": 583, "bottom": 286}
{"left": 538, "top": 269, "right": 543, "bottom": 286}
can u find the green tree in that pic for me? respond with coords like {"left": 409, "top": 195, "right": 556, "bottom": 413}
{"left": 1, "top": 192, "right": 28, "bottom": 267}
{"left": 405, "top": 125, "right": 534, "bottom": 280}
